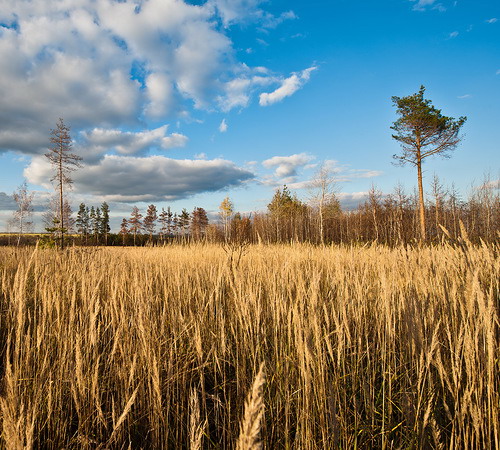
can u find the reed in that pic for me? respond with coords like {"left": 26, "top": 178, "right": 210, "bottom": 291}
{"left": 0, "top": 242, "right": 498, "bottom": 448}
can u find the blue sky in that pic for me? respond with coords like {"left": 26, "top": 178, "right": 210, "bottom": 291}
{"left": 0, "top": 0, "right": 499, "bottom": 230}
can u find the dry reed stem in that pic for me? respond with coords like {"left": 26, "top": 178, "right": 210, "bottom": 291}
{"left": 236, "top": 363, "right": 266, "bottom": 450}
{"left": 0, "top": 244, "right": 498, "bottom": 448}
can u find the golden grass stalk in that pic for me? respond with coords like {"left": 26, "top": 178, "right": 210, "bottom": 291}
{"left": 236, "top": 363, "right": 265, "bottom": 450}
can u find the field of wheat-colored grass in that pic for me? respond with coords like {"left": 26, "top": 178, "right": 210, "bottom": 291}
{"left": 0, "top": 243, "right": 499, "bottom": 449}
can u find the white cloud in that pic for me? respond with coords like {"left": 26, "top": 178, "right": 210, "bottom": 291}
{"left": 218, "top": 72, "right": 277, "bottom": 111}
{"left": 449, "top": 31, "right": 459, "bottom": 38}
{"left": 210, "top": 0, "right": 263, "bottom": 26}
{"left": 262, "top": 153, "right": 315, "bottom": 180}
{"left": 219, "top": 119, "right": 228, "bottom": 133}
{"left": 486, "top": 18, "right": 498, "bottom": 24}
{"left": 337, "top": 192, "right": 370, "bottom": 210}
{"left": 210, "top": 0, "right": 296, "bottom": 29}
{"left": 25, "top": 154, "right": 255, "bottom": 202}
{"left": 0, "top": 0, "right": 305, "bottom": 157}
{"left": 496, "top": 69, "right": 500, "bottom": 75}
{"left": 259, "top": 10, "right": 297, "bottom": 30}
{"left": 457, "top": 94, "right": 471, "bottom": 99}
{"left": 259, "top": 66, "right": 317, "bottom": 106}
{"left": 145, "top": 73, "right": 175, "bottom": 118}
{"left": 285, "top": 164, "right": 382, "bottom": 190}
{"left": 80, "top": 126, "right": 188, "bottom": 160}
{"left": 412, "top": 0, "right": 436, "bottom": 10}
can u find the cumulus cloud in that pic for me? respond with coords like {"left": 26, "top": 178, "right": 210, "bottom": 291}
{"left": 25, "top": 154, "right": 255, "bottom": 202}
{"left": 262, "top": 153, "right": 315, "bottom": 182}
{"left": 259, "top": 67, "right": 317, "bottom": 106}
{"left": 260, "top": 155, "right": 381, "bottom": 188}
{"left": 0, "top": 0, "right": 308, "bottom": 158}
{"left": 80, "top": 126, "right": 188, "bottom": 161}
{"left": 219, "top": 119, "right": 228, "bottom": 133}
{"left": 217, "top": 69, "right": 278, "bottom": 111}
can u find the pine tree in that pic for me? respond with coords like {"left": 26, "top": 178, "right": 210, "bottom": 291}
{"left": 76, "top": 203, "right": 90, "bottom": 244}
{"left": 128, "top": 206, "right": 143, "bottom": 246}
{"left": 89, "top": 206, "right": 96, "bottom": 243}
{"left": 172, "top": 213, "right": 179, "bottom": 236}
{"left": 144, "top": 204, "right": 158, "bottom": 243}
{"left": 158, "top": 207, "right": 173, "bottom": 242}
{"left": 179, "top": 208, "right": 190, "bottom": 238}
{"left": 191, "top": 207, "right": 209, "bottom": 240}
{"left": 43, "top": 197, "right": 75, "bottom": 236}
{"left": 100, "top": 202, "right": 111, "bottom": 245}
{"left": 391, "top": 85, "right": 466, "bottom": 240}
{"left": 94, "top": 208, "right": 102, "bottom": 243}
{"left": 44, "top": 118, "right": 82, "bottom": 249}
{"left": 120, "top": 218, "right": 129, "bottom": 246}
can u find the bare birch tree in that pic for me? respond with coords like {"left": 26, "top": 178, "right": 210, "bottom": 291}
{"left": 309, "top": 164, "right": 339, "bottom": 245}
{"left": 11, "top": 181, "right": 34, "bottom": 246}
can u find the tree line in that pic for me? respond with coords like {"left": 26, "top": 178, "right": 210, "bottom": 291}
{"left": 4, "top": 85, "right": 498, "bottom": 247}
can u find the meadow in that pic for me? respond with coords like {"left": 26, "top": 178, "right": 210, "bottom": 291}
{"left": 0, "top": 242, "right": 498, "bottom": 449}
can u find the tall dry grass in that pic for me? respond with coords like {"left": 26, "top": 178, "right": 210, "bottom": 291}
{"left": 0, "top": 242, "right": 498, "bottom": 448}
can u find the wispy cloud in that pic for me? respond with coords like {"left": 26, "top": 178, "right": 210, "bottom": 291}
{"left": 412, "top": 0, "right": 437, "bottom": 10}
{"left": 259, "top": 66, "right": 317, "bottom": 106}
{"left": 219, "top": 119, "right": 228, "bottom": 133}
{"left": 486, "top": 18, "right": 498, "bottom": 24}
{"left": 411, "top": 0, "right": 447, "bottom": 12}
{"left": 457, "top": 94, "right": 471, "bottom": 99}
{"left": 448, "top": 31, "right": 459, "bottom": 38}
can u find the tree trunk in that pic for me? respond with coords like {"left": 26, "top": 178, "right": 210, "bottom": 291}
{"left": 416, "top": 157, "right": 426, "bottom": 240}
{"left": 319, "top": 200, "right": 324, "bottom": 245}
{"left": 59, "top": 159, "right": 64, "bottom": 250}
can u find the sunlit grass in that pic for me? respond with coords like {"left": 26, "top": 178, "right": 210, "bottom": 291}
{"left": 0, "top": 243, "right": 498, "bottom": 448}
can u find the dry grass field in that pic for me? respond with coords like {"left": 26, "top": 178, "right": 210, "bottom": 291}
{"left": 0, "top": 242, "right": 499, "bottom": 449}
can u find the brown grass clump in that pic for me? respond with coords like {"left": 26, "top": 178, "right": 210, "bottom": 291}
{"left": 0, "top": 242, "right": 499, "bottom": 448}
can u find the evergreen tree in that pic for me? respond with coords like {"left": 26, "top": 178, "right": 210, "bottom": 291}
{"left": 267, "top": 186, "right": 306, "bottom": 242}
{"left": 76, "top": 203, "right": 90, "bottom": 244}
{"left": 178, "top": 208, "right": 190, "bottom": 238}
{"left": 44, "top": 118, "right": 82, "bottom": 249}
{"left": 172, "top": 213, "right": 179, "bottom": 236}
{"left": 100, "top": 202, "right": 111, "bottom": 245}
{"left": 158, "top": 207, "right": 173, "bottom": 242}
{"left": 43, "top": 197, "right": 75, "bottom": 236}
{"left": 128, "top": 206, "right": 143, "bottom": 246}
{"left": 120, "top": 218, "right": 129, "bottom": 246}
{"left": 144, "top": 204, "right": 158, "bottom": 242}
{"left": 191, "top": 207, "right": 209, "bottom": 239}
{"left": 94, "top": 208, "right": 102, "bottom": 243}
{"left": 391, "top": 85, "right": 467, "bottom": 240}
